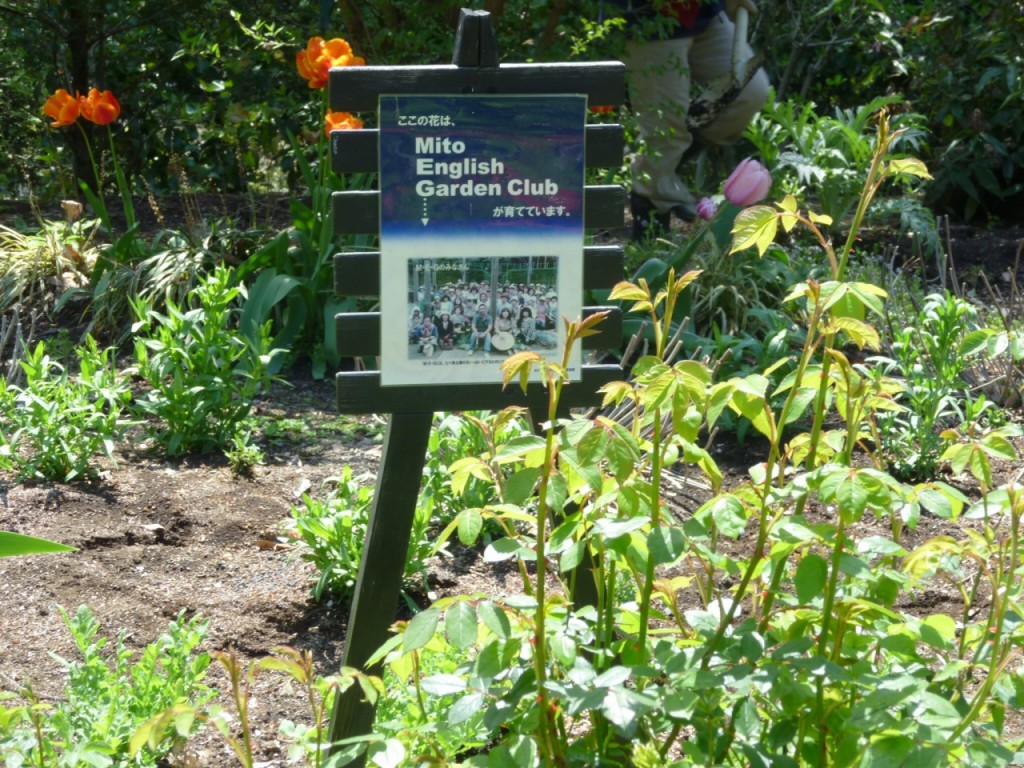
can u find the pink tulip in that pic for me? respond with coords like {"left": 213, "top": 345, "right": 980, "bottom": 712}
{"left": 722, "top": 158, "right": 772, "bottom": 206}
{"left": 696, "top": 197, "right": 718, "bottom": 221}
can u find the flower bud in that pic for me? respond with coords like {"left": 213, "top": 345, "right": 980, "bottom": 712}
{"left": 696, "top": 197, "right": 718, "bottom": 221}
{"left": 723, "top": 158, "right": 771, "bottom": 207}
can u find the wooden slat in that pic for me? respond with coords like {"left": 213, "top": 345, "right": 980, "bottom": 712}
{"left": 329, "top": 61, "right": 625, "bottom": 113}
{"left": 333, "top": 185, "right": 625, "bottom": 236}
{"left": 334, "top": 245, "right": 623, "bottom": 297}
{"left": 336, "top": 306, "right": 621, "bottom": 358}
{"left": 336, "top": 364, "right": 622, "bottom": 414}
{"left": 332, "top": 124, "right": 624, "bottom": 174}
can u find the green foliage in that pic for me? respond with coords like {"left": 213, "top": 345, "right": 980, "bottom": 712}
{"left": 131, "top": 646, "right": 382, "bottom": 768}
{"left": 285, "top": 412, "right": 532, "bottom": 603}
{"left": 224, "top": 430, "right": 265, "bottom": 478}
{"left": 130, "top": 265, "right": 280, "bottom": 455}
{"left": 340, "top": 125, "right": 1024, "bottom": 768}
{"left": 870, "top": 291, "right": 990, "bottom": 480}
{"left": 284, "top": 467, "right": 376, "bottom": 602}
{"left": 747, "top": 93, "right": 927, "bottom": 225}
{"left": 757, "top": 0, "right": 1024, "bottom": 222}
{"left": 235, "top": 137, "right": 369, "bottom": 376}
{"left": 0, "top": 530, "right": 76, "bottom": 557}
{"left": 0, "top": 606, "right": 212, "bottom": 767}
{"left": 0, "top": 337, "right": 131, "bottom": 482}
{"left": 0, "top": 219, "right": 98, "bottom": 313}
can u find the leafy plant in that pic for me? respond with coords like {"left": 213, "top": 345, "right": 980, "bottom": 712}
{"left": 0, "top": 217, "right": 97, "bottom": 313}
{"left": 747, "top": 92, "right": 927, "bottom": 226}
{"left": 0, "top": 606, "right": 212, "bottom": 767}
{"left": 870, "top": 291, "right": 989, "bottom": 480}
{"left": 0, "top": 336, "right": 131, "bottom": 481}
{"left": 130, "top": 264, "right": 281, "bottom": 455}
{"left": 284, "top": 467, "right": 376, "bottom": 602}
{"left": 131, "top": 646, "right": 383, "bottom": 768}
{"left": 224, "top": 430, "right": 266, "bottom": 478}
{"left": 346, "top": 112, "right": 1024, "bottom": 767}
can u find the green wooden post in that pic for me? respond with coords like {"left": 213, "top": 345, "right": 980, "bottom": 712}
{"left": 325, "top": 8, "right": 625, "bottom": 761}
{"left": 325, "top": 411, "right": 432, "bottom": 752}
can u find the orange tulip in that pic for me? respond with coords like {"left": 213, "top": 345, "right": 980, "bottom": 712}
{"left": 79, "top": 88, "right": 121, "bottom": 125}
{"left": 43, "top": 88, "right": 80, "bottom": 128}
{"left": 324, "top": 110, "right": 363, "bottom": 137}
{"left": 297, "top": 36, "right": 365, "bottom": 89}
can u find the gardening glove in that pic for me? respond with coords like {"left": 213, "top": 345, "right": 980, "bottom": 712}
{"left": 724, "top": 0, "right": 758, "bottom": 18}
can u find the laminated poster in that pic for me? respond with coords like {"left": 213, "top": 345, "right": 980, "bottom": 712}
{"left": 378, "top": 93, "right": 586, "bottom": 386}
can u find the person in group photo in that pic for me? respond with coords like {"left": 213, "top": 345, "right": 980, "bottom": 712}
{"left": 492, "top": 306, "right": 517, "bottom": 356}
{"left": 436, "top": 312, "right": 456, "bottom": 350}
{"left": 517, "top": 306, "right": 537, "bottom": 347}
{"left": 417, "top": 315, "right": 438, "bottom": 356}
{"left": 408, "top": 306, "right": 424, "bottom": 343}
{"left": 468, "top": 302, "right": 493, "bottom": 355}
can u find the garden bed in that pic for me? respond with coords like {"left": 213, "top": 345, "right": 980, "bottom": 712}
{"left": 2, "top": 201, "right": 1024, "bottom": 763}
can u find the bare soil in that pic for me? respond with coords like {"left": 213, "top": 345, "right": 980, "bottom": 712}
{"left": 1, "top": 199, "right": 1023, "bottom": 764}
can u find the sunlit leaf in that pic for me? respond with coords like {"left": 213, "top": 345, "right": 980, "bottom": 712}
{"left": 795, "top": 553, "right": 828, "bottom": 604}
{"left": 403, "top": 608, "right": 439, "bottom": 652}
{"left": 731, "top": 205, "right": 778, "bottom": 256}
{"left": 420, "top": 673, "right": 467, "bottom": 696}
{"left": 445, "top": 601, "right": 477, "bottom": 650}
{"left": 478, "top": 601, "right": 512, "bottom": 639}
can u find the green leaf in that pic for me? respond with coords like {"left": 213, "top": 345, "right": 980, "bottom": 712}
{"left": 794, "top": 553, "right": 828, "bottom": 604}
{"left": 544, "top": 472, "right": 568, "bottom": 512}
{"left": 445, "top": 602, "right": 478, "bottom": 650}
{"left": 648, "top": 525, "right": 686, "bottom": 565}
{"left": 420, "top": 673, "right": 467, "bottom": 696}
{"left": 559, "top": 539, "right": 585, "bottom": 572}
{"left": 504, "top": 467, "right": 540, "bottom": 505}
{"left": 698, "top": 494, "right": 749, "bottom": 539}
{"left": 550, "top": 634, "right": 577, "bottom": 667}
{"left": 919, "top": 614, "right": 956, "bottom": 650}
{"left": 449, "top": 692, "right": 485, "bottom": 726}
{"left": 456, "top": 508, "right": 484, "bottom": 546}
{"left": 731, "top": 206, "right": 779, "bottom": 256}
{"left": 728, "top": 374, "right": 775, "bottom": 441}
{"left": 478, "top": 601, "right": 512, "bottom": 639}
{"left": 483, "top": 536, "right": 527, "bottom": 562}
{"left": 887, "top": 157, "right": 932, "bottom": 180}
{"left": 403, "top": 608, "right": 439, "bottom": 652}
{"left": 0, "top": 531, "right": 76, "bottom": 557}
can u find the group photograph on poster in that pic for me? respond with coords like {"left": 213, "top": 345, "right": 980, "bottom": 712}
{"left": 406, "top": 256, "right": 560, "bottom": 360}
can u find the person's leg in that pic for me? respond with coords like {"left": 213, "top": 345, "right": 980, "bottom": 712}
{"left": 689, "top": 13, "right": 770, "bottom": 146}
{"left": 623, "top": 37, "right": 698, "bottom": 220}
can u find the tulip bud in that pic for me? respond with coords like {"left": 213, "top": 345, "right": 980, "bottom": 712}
{"left": 696, "top": 197, "right": 718, "bottom": 221}
{"left": 723, "top": 158, "right": 772, "bottom": 207}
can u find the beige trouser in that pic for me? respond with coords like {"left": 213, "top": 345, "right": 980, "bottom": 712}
{"left": 624, "top": 12, "right": 770, "bottom": 213}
